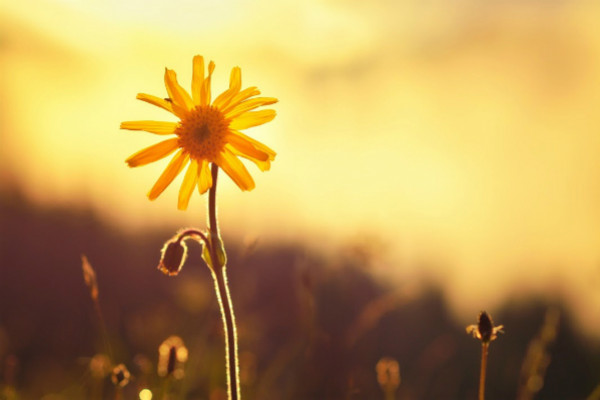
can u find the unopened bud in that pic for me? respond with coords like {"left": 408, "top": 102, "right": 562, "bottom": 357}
{"left": 466, "top": 310, "right": 504, "bottom": 343}
{"left": 478, "top": 311, "right": 494, "bottom": 343}
{"left": 201, "top": 233, "right": 227, "bottom": 270}
{"left": 158, "top": 239, "right": 188, "bottom": 276}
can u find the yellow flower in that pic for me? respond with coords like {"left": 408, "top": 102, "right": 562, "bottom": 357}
{"left": 121, "top": 55, "right": 277, "bottom": 210}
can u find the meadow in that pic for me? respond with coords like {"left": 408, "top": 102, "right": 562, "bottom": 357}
{"left": 1, "top": 189, "right": 599, "bottom": 399}
{"left": 3, "top": 1, "right": 600, "bottom": 399}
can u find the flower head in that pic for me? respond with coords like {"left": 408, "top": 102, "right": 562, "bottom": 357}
{"left": 122, "top": 55, "right": 277, "bottom": 210}
{"left": 157, "top": 238, "right": 188, "bottom": 276}
{"left": 466, "top": 311, "right": 504, "bottom": 343}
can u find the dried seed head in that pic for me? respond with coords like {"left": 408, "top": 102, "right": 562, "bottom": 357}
{"left": 158, "top": 335, "right": 188, "bottom": 379}
{"left": 111, "top": 363, "right": 131, "bottom": 387}
{"left": 376, "top": 357, "right": 401, "bottom": 393}
{"left": 466, "top": 311, "right": 504, "bottom": 343}
{"left": 158, "top": 239, "right": 188, "bottom": 276}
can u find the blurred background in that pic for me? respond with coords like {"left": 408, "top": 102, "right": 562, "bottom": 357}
{"left": 2, "top": 0, "right": 600, "bottom": 398}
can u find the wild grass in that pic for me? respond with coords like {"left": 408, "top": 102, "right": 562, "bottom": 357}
{"left": 1, "top": 195, "right": 599, "bottom": 399}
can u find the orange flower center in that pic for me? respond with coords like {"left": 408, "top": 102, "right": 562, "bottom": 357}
{"left": 176, "top": 106, "right": 229, "bottom": 161}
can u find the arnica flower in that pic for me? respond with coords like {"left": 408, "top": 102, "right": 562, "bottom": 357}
{"left": 121, "top": 55, "right": 277, "bottom": 210}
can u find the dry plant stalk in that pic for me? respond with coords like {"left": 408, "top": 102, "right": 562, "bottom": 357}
{"left": 517, "top": 307, "right": 560, "bottom": 400}
{"left": 81, "top": 256, "right": 114, "bottom": 357}
{"left": 82, "top": 256, "right": 132, "bottom": 399}
{"left": 82, "top": 255, "right": 99, "bottom": 301}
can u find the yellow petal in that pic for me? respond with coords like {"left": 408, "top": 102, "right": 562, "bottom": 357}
{"left": 225, "top": 97, "right": 278, "bottom": 119}
{"left": 147, "top": 150, "right": 189, "bottom": 200}
{"left": 227, "top": 130, "right": 276, "bottom": 172}
{"left": 227, "top": 146, "right": 271, "bottom": 172}
{"left": 229, "top": 109, "right": 276, "bottom": 130}
{"left": 212, "top": 71, "right": 239, "bottom": 110}
{"left": 178, "top": 160, "right": 199, "bottom": 210}
{"left": 192, "top": 55, "right": 204, "bottom": 106}
{"left": 201, "top": 61, "right": 215, "bottom": 106}
{"left": 120, "top": 121, "right": 178, "bottom": 135}
{"left": 226, "top": 135, "right": 269, "bottom": 161}
{"left": 221, "top": 87, "right": 260, "bottom": 114}
{"left": 197, "top": 159, "right": 212, "bottom": 194}
{"left": 225, "top": 134, "right": 275, "bottom": 172}
{"left": 230, "top": 129, "right": 276, "bottom": 159}
{"left": 136, "top": 93, "right": 174, "bottom": 113}
{"left": 126, "top": 138, "right": 180, "bottom": 167}
{"left": 217, "top": 149, "right": 255, "bottom": 191}
{"left": 136, "top": 93, "right": 186, "bottom": 118}
{"left": 229, "top": 67, "right": 241, "bottom": 94}
{"left": 212, "top": 88, "right": 234, "bottom": 109}
{"left": 164, "top": 68, "right": 194, "bottom": 110}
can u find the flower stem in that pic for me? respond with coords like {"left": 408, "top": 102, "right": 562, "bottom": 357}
{"left": 479, "top": 342, "right": 489, "bottom": 400}
{"left": 208, "top": 163, "right": 241, "bottom": 400}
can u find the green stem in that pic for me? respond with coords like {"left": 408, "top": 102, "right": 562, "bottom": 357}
{"left": 479, "top": 342, "right": 489, "bottom": 400}
{"left": 208, "top": 164, "right": 219, "bottom": 238}
{"left": 208, "top": 163, "right": 241, "bottom": 400}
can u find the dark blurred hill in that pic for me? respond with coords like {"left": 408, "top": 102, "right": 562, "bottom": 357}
{"left": 0, "top": 186, "right": 599, "bottom": 399}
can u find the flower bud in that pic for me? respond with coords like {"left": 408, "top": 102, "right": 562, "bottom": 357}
{"left": 201, "top": 233, "right": 227, "bottom": 270}
{"left": 158, "top": 239, "right": 188, "bottom": 276}
{"left": 466, "top": 310, "right": 504, "bottom": 343}
{"left": 477, "top": 311, "right": 494, "bottom": 343}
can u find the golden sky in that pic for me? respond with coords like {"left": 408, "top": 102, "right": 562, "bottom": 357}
{"left": 2, "top": 0, "right": 600, "bottom": 334}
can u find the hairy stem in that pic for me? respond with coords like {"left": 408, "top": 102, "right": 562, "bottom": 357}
{"left": 208, "top": 163, "right": 241, "bottom": 400}
{"left": 208, "top": 164, "right": 219, "bottom": 238}
{"left": 212, "top": 265, "right": 240, "bottom": 400}
{"left": 479, "top": 342, "right": 489, "bottom": 400}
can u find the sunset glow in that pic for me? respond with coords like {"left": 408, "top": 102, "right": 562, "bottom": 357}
{"left": 2, "top": 0, "right": 600, "bottom": 337}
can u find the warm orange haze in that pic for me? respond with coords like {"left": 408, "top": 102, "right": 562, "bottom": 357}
{"left": 3, "top": 1, "right": 600, "bottom": 334}
{"left": 1, "top": 1, "right": 600, "bottom": 398}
